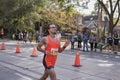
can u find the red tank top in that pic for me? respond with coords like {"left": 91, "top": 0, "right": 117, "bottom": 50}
{"left": 45, "top": 35, "right": 60, "bottom": 55}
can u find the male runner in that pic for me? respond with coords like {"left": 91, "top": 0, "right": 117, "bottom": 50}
{"left": 37, "top": 23, "right": 70, "bottom": 80}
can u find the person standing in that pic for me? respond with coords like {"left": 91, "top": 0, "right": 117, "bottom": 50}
{"left": 23, "top": 30, "right": 28, "bottom": 44}
{"left": 82, "top": 32, "right": 89, "bottom": 51}
{"left": 56, "top": 31, "right": 61, "bottom": 40}
{"left": 107, "top": 33, "right": 113, "bottom": 53}
{"left": 70, "top": 35, "right": 75, "bottom": 49}
{"left": 113, "top": 32, "right": 119, "bottom": 54}
{"left": 94, "top": 35, "right": 98, "bottom": 52}
{"left": 89, "top": 33, "right": 95, "bottom": 51}
{"left": 37, "top": 23, "right": 70, "bottom": 80}
{"left": 35, "top": 31, "right": 39, "bottom": 43}
{"left": 77, "top": 32, "right": 82, "bottom": 49}
{"left": 28, "top": 32, "right": 32, "bottom": 43}
{"left": 38, "top": 34, "right": 41, "bottom": 43}
{"left": 99, "top": 40, "right": 104, "bottom": 52}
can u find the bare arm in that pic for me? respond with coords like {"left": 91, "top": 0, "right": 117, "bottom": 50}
{"left": 37, "top": 37, "right": 46, "bottom": 53}
{"left": 59, "top": 39, "right": 70, "bottom": 53}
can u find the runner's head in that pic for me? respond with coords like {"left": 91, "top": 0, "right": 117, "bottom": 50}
{"left": 48, "top": 23, "right": 57, "bottom": 35}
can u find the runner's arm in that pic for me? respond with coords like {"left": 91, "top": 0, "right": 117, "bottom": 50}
{"left": 59, "top": 39, "right": 70, "bottom": 53}
{"left": 37, "top": 37, "right": 46, "bottom": 53}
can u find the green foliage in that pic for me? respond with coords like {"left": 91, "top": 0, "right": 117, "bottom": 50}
{"left": 0, "top": 0, "right": 81, "bottom": 36}
{"left": 0, "top": 0, "right": 45, "bottom": 33}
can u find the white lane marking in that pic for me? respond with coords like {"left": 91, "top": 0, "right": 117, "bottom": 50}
{"left": 15, "top": 73, "right": 33, "bottom": 80}
{"left": 98, "top": 63, "right": 114, "bottom": 67}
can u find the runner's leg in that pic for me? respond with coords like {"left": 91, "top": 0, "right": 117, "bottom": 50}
{"left": 40, "top": 70, "right": 49, "bottom": 80}
{"left": 47, "top": 68, "right": 56, "bottom": 80}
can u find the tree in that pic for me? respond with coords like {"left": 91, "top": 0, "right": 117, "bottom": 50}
{"left": 0, "top": 0, "right": 83, "bottom": 36}
{"left": 97, "top": 0, "right": 120, "bottom": 34}
{"left": 37, "top": 0, "right": 79, "bottom": 34}
{"left": 0, "top": 0, "right": 46, "bottom": 33}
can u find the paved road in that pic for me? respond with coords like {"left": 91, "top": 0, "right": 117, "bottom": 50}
{"left": 0, "top": 40, "right": 120, "bottom": 80}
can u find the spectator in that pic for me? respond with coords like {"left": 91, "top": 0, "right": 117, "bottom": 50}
{"left": 94, "top": 35, "right": 98, "bottom": 52}
{"left": 35, "top": 31, "right": 39, "bottom": 43}
{"left": 28, "top": 32, "right": 32, "bottom": 43}
{"left": 113, "top": 32, "right": 119, "bottom": 54}
{"left": 82, "top": 32, "right": 89, "bottom": 51}
{"left": 12, "top": 33, "right": 15, "bottom": 40}
{"left": 101, "top": 36, "right": 106, "bottom": 43}
{"left": 89, "top": 33, "right": 95, "bottom": 51}
{"left": 23, "top": 30, "right": 28, "bottom": 44}
{"left": 56, "top": 31, "right": 61, "bottom": 40}
{"left": 107, "top": 33, "right": 113, "bottom": 53}
{"left": 19, "top": 32, "right": 23, "bottom": 40}
{"left": 38, "top": 35, "right": 41, "bottom": 43}
{"left": 70, "top": 35, "right": 75, "bottom": 49}
{"left": 99, "top": 40, "right": 104, "bottom": 52}
{"left": 77, "top": 32, "right": 82, "bottom": 49}
{"left": 15, "top": 32, "right": 19, "bottom": 40}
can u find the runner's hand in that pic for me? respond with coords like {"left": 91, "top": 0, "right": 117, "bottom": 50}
{"left": 64, "top": 39, "right": 70, "bottom": 47}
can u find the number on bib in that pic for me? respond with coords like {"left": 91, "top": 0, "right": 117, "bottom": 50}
{"left": 51, "top": 48, "right": 58, "bottom": 55}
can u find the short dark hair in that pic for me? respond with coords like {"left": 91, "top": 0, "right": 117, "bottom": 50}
{"left": 48, "top": 22, "right": 55, "bottom": 30}
{"left": 44, "top": 22, "right": 55, "bottom": 36}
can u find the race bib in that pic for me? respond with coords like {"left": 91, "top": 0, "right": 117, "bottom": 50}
{"left": 51, "top": 48, "right": 58, "bottom": 55}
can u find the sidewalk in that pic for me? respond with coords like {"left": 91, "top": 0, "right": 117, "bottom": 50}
{"left": 1, "top": 39, "right": 120, "bottom": 55}
{"left": 61, "top": 41, "right": 120, "bottom": 56}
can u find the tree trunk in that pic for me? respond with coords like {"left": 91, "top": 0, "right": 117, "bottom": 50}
{"left": 108, "top": 14, "right": 117, "bottom": 36}
{"left": 108, "top": 20, "right": 114, "bottom": 35}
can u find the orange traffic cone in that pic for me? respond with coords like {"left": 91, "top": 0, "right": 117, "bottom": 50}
{"left": 1, "top": 41, "right": 5, "bottom": 50}
{"left": 72, "top": 51, "right": 82, "bottom": 67}
{"left": 31, "top": 46, "right": 37, "bottom": 57}
{"left": 16, "top": 42, "right": 20, "bottom": 53}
